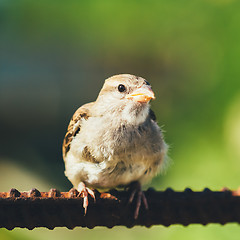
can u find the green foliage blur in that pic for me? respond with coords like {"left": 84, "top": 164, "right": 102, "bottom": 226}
{"left": 1, "top": 0, "right": 240, "bottom": 239}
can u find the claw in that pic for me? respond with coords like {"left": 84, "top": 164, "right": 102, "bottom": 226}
{"left": 77, "top": 182, "right": 95, "bottom": 215}
{"left": 128, "top": 181, "right": 149, "bottom": 219}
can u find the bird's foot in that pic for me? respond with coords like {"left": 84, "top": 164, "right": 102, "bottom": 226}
{"left": 128, "top": 181, "right": 148, "bottom": 219}
{"left": 77, "top": 182, "right": 95, "bottom": 215}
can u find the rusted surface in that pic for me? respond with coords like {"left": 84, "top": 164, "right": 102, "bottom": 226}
{"left": 0, "top": 187, "right": 240, "bottom": 229}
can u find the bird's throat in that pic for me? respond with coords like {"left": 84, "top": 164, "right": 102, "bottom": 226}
{"left": 120, "top": 103, "right": 149, "bottom": 126}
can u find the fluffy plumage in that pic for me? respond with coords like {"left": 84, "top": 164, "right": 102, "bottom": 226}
{"left": 62, "top": 74, "right": 168, "bottom": 217}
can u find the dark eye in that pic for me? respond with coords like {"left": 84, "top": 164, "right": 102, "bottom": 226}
{"left": 144, "top": 80, "right": 150, "bottom": 85}
{"left": 118, "top": 84, "right": 126, "bottom": 92}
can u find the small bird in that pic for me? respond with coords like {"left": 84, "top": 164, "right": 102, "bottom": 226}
{"left": 62, "top": 74, "right": 168, "bottom": 218}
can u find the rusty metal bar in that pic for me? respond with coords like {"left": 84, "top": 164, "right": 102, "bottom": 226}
{"left": 0, "top": 187, "right": 240, "bottom": 229}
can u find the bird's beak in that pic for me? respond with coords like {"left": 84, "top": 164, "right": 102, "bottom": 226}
{"left": 126, "top": 85, "right": 155, "bottom": 103}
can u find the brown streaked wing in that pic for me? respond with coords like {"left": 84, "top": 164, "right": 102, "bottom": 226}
{"left": 62, "top": 102, "right": 94, "bottom": 159}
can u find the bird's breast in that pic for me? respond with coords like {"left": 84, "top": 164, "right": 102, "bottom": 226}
{"left": 72, "top": 115, "right": 165, "bottom": 165}
{"left": 67, "top": 116, "right": 166, "bottom": 188}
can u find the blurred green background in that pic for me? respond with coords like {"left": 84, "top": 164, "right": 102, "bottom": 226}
{"left": 1, "top": 0, "right": 240, "bottom": 239}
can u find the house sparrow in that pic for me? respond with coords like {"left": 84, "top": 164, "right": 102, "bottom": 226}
{"left": 62, "top": 74, "right": 168, "bottom": 218}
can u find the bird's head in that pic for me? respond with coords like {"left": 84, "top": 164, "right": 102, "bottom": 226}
{"left": 95, "top": 74, "right": 155, "bottom": 125}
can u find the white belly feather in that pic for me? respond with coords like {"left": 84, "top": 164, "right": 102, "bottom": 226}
{"left": 64, "top": 115, "right": 167, "bottom": 189}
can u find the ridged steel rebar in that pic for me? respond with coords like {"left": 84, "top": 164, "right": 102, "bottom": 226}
{"left": 0, "top": 187, "right": 240, "bottom": 229}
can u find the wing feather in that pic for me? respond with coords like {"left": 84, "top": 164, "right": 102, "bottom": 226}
{"left": 149, "top": 108, "right": 157, "bottom": 122}
{"left": 62, "top": 102, "right": 94, "bottom": 158}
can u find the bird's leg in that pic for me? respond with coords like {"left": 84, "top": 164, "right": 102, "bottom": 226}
{"left": 128, "top": 181, "right": 148, "bottom": 219}
{"left": 77, "top": 182, "right": 95, "bottom": 215}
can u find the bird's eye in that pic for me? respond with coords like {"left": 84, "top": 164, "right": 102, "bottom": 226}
{"left": 144, "top": 80, "right": 150, "bottom": 85}
{"left": 118, "top": 84, "right": 126, "bottom": 92}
